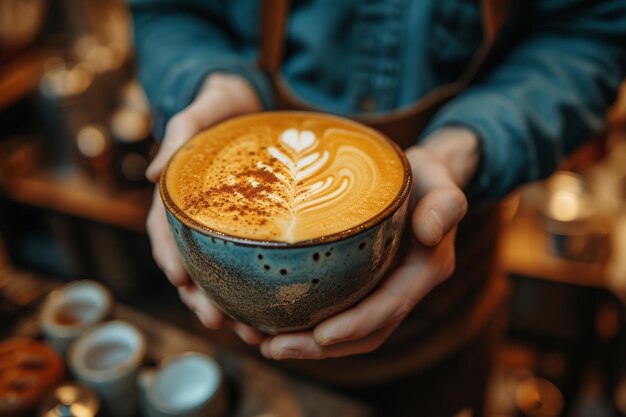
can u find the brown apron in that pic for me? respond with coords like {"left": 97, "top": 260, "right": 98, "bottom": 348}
{"left": 257, "top": 0, "right": 511, "bottom": 385}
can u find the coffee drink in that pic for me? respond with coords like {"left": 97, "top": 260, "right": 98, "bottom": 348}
{"left": 161, "top": 112, "right": 411, "bottom": 333}
{"left": 164, "top": 112, "right": 405, "bottom": 243}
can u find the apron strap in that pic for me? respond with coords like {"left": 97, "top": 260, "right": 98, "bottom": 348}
{"left": 258, "top": 0, "right": 290, "bottom": 79}
{"left": 257, "top": 0, "right": 513, "bottom": 148}
{"left": 483, "top": 0, "right": 511, "bottom": 42}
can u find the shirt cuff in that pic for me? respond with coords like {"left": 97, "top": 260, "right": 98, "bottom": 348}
{"left": 420, "top": 91, "right": 535, "bottom": 203}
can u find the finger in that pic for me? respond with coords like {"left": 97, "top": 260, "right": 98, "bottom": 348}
{"left": 261, "top": 325, "right": 398, "bottom": 360}
{"left": 146, "top": 113, "right": 200, "bottom": 182}
{"left": 178, "top": 283, "right": 225, "bottom": 329}
{"left": 405, "top": 147, "right": 468, "bottom": 246}
{"left": 146, "top": 81, "right": 260, "bottom": 182}
{"left": 228, "top": 319, "right": 266, "bottom": 345}
{"left": 146, "top": 188, "right": 190, "bottom": 286}
{"left": 183, "top": 85, "right": 253, "bottom": 128}
{"left": 412, "top": 185, "right": 467, "bottom": 246}
{"left": 406, "top": 147, "right": 457, "bottom": 200}
{"left": 312, "top": 240, "right": 452, "bottom": 347}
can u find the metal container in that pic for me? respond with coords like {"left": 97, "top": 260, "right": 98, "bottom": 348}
{"left": 539, "top": 171, "right": 603, "bottom": 261}
{"left": 39, "top": 382, "right": 100, "bottom": 417}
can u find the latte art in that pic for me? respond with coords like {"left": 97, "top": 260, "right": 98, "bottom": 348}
{"left": 164, "top": 113, "right": 406, "bottom": 243}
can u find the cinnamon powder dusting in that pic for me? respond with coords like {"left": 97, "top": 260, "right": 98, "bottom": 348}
{"left": 165, "top": 112, "right": 405, "bottom": 243}
{"left": 182, "top": 166, "right": 283, "bottom": 219}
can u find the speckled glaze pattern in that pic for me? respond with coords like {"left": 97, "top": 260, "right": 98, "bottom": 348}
{"left": 165, "top": 198, "right": 409, "bottom": 334}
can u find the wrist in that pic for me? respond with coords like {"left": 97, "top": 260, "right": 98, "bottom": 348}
{"left": 418, "top": 127, "right": 481, "bottom": 188}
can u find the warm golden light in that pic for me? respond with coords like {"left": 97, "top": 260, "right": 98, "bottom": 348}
{"left": 547, "top": 190, "right": 582, "bottom": 222}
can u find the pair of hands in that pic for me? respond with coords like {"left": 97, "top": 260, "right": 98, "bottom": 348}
{"left": 146, "top": 73, "right": 479, "bottom": 360}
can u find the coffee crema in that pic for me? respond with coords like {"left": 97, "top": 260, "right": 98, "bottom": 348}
{"left": 164, "top": 113, "right": 406, "bottom": 243}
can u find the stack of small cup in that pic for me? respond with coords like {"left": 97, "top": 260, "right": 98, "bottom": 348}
{"left": 40, "top": 280, "right": 227, "bottom": 417}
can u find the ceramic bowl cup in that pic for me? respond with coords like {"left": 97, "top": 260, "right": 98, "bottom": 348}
{"left": 160, "top": 118, "right": 412, "bottom": 334}
{"left": 68, "top": 320, "right": 147, "bottom": 417}
{"left": 40, "top": 280, "right": 113, "bottom": 356}
{"left": 139, "top": 352, "right": 227, "bottom": 417}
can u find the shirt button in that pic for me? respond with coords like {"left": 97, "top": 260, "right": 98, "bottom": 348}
{"left": 358, "top": 96, "right": 377, "bottom": 112}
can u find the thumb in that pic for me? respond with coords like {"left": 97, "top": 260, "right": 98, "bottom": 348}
{"left": 146, "top": 112, "right": 199, "bottom": 183}
{"left": 145, "top": 74, "right": 262, "bottom": 183}
{"left": 412, "top": 185, "right": 467, "bottom": 246}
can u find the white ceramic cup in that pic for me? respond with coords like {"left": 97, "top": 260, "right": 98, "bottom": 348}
{"left": 140, "top": 352, "right": 227, "bottom": 417}
{"left": 69, "top": 320, "right": 146, "bottom": 417}
{"left": 40, "top": 280, "right": 113, "bottom": 356}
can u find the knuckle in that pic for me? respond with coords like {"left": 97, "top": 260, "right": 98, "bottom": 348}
{"left": 201, "top": 315, "right": 219, "bottom": 330}
{"left": 169, "top": 269, "right": 187, "bottom": 287}
{"left": 337, "top": 321, "right": 365, "bottom": 341}
{"left": 392, "top": 301, "right": 413, "bottom": 325}
{"left": 205, "top": 72, "right": 228, "bottom": 89}
{"left": 177, "top": 289, "right": 192, "bottom": 307}
{"left": 164, "top": 113, "right": 193, "bottom": 139}
{"left": 381, "top": 287, "right": 413, "bottom": 324}
{"left": 197, "top": 313, "right": 213, "bottom": 328}
{"left": 449, "top": 187, "right": 468, "bottom": 216}
{"left": 166, "top": 113, "right": 187, "bottom": 130}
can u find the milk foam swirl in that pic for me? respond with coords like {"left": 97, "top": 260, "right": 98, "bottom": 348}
{"left": 165, "top": 113, "right": 405, "bottom": 243}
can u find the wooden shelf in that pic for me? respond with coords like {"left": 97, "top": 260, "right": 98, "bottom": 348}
{"left": 2, "top": 168, "right": 152, "bottom": 232}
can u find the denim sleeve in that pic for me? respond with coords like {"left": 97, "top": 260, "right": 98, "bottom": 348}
{"left": 422, "top": 1, "right": 626, "bottom": 203}
{"left": 128, "top": 0, "right": 273, "bottom": 139}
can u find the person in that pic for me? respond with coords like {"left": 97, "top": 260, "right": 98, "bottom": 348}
{"left": 129, "top": 1, "right": 626, "bottom": 415}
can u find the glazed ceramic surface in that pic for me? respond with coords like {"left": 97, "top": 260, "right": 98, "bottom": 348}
{"left": 139, "top": 352, "right": 227, "bottom": 417}
{"left": 165, "top": 196, "right": 409, "bottom": 334}
{"left": 161, "top": 112, "right": 412, "bottom": 333}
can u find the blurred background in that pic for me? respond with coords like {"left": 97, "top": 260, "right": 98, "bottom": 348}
{"left": 2, "top": 1, "right": 626, "bottom": 416}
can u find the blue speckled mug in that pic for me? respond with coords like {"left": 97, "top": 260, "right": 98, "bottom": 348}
{"left": 160, "top": 115, "right": 412, "bottom": 334}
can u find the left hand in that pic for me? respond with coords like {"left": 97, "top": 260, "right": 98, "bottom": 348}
{"left": 256, "top": 127, "right": 480, "bottom": 360}
{"left": 145, "top": 73, "right": 267, "bottom": 343}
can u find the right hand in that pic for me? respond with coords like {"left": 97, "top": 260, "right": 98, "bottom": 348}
{"left": 145, "top": 73, "right": 265, "bottom": 343}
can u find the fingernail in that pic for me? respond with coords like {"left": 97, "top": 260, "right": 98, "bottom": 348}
{"left": 425, "top": 209, "right": 443, "bottom": 244}
{"left": 277, "top": 347, "right": 300, "bottom": 360}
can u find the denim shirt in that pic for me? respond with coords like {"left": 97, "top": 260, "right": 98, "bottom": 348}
{"left": 129, "top": 0, "right": 626, "bottom": 201}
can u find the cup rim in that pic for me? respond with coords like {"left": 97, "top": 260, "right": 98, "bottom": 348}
{"left": 40, "top": 280, "right": 113, "bottom": 337}
{"left": 147, "top": 352, "right": 223, "bottom": 414}
{"left": 68, "top": 320, "right": 147, "bottom": 382}
{"left": 160, "top": 111, "right": 412, "bottom": 248}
